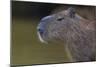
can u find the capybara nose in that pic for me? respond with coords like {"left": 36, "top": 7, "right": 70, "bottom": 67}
{"left": 38, "top": 28, "right": 44, "bottom": 35}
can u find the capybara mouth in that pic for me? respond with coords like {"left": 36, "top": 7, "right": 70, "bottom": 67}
{"left": 37, "top": 31, "right": 47, "bottom": 44}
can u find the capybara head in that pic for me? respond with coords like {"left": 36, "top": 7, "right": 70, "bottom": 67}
{"left": 37, "top": 8, "right": 78, "bottom": 42}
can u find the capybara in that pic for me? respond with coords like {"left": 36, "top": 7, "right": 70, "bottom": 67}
{"left": 37, "top": 7, "right": 96, "bottom": 62}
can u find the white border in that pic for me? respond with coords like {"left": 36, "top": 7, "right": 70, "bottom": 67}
{"left": 0, "top": 0, "right": 10, "bottom": 67}
{"left": 16, "top": 0, "right": 96, "bottom": 5}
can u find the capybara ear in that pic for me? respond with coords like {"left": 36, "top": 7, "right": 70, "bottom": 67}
{"left": 67, "top": 7, "right": 76, "bottom": 18}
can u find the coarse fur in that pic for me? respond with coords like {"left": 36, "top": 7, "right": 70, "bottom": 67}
{"left": 37, "top": 7, "right": 96, "bottom": 62}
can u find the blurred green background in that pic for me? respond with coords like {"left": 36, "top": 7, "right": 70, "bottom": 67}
{"left": 11, "top": 1, "right": 96, "bottom": 66}
{"left": 11, "top": 1, "right": 70, "bottom": 66}
{"left": 11, "top": 18, "right": 68, "bottom": 65}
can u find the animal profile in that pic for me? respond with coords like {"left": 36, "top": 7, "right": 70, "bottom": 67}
{"left": 37, "top": 7, "right": 96, "bottom": 62}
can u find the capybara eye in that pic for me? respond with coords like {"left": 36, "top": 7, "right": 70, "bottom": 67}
{"left": 57, "top": 17, "right": 64, "bottom": 21}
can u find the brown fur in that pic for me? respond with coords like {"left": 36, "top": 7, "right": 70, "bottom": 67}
{"left": 37, "top": 7, "right": 96, "bottom": 62}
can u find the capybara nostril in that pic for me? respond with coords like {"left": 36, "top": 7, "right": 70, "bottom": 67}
{"left": 38, "top": 28, "right": 44, "bottom": 35}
